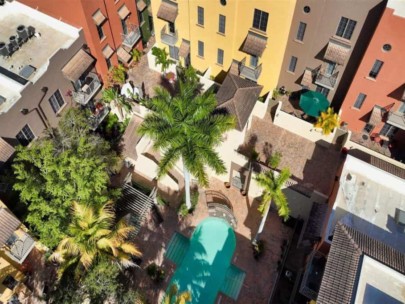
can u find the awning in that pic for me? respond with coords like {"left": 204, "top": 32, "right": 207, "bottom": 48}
{"left": 137, "top": 0, "right": 147, "bottom": 12}
{"left": 369, "top": 106, "right": 383, "bottom": 126}
{"left": 324, "top": 39, "right": 351, "bottom": 65}
{"left": 402, "top": 89, "right": 405, "bottom": 101}
{"left": 117, "top": 46, "right": 131, "bottom": 63}
{"left": 241, "top": 31, "right": 267, "bottom": 57}
{"left": 301, "top": 68, "right": 313, "bottom": 87}
{"left": 0, "top": 138, "right": 15, "bottom": 166}
{"left": 92, "top": 9, "right": 106, "bottom": 26}
{"left": 118, "top": 4, "right": 130, "bottom": 20}
{"left": 102, "top": 45, "right": 114, "bottom": 59}
{"left": 179, "top": 40, "right": 190, "bottom": 58}
{"left": 157, "top": 1, "right": 178, "bottom": 23}
{"left": 62, "top": 49, "right": 95, "bottom": 82}
{"left": 0, "top": 208, "right": 21, "bottom": 247}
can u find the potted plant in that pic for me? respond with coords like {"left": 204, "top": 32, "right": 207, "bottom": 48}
{"left": 224, "top": 182, "right": 231, "bottom": 188}
{"left": 166, "top": 71, "right": 176, "bottom": 84}
{"left": 241, "top": 189, "right": 247, "bottom": 196}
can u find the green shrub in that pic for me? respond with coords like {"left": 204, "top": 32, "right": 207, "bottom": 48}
{"left": 269, "top": 151, "right": 282, "bottom": 169}
{"left": 146, "top": 263, "right": 165, "bottom": 283}
{"left": 178, "top": 188, "right": 199, "bottom": 216}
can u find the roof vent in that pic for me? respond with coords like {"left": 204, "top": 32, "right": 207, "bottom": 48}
{"left": 0, "top": 95, "right": 6, "bottom": 105}
{"left": 394, "top": 208, "right": 405, "bottom": 233}
{"left": 0, "top": 42, "right": 10, "bottom": 57}
{"left": 17, "top": 25, "right": 29, "bottom": 43}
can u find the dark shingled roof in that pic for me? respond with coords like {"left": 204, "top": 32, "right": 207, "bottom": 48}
{"left": 317, "top": 222, "right": 405, "bottom": 304}
{"left": 0, "top": 207, "right": 21, "bottom": 247}
{"left": 216, "top": 74, "right": 262, "bottom": 131}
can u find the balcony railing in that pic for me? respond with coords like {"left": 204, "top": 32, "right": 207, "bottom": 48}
{"left": 239, "top": 57, "right": 262, "bottom": 82}
{"left": 122, "top": 24, "right": 141, "bottom": 48}
{"left": 89, "top": 106, "right": 110, "bottom": 131}
{"left": 72, "top": 73, "right": 102, "bottom": 105}
{"left": 6, "top": 232, "right": 35, "bottom": 264}
{"left": 314, "top": 66, "right": 338, "bottom": 89}
{"left": 161, "top": 25, "right": 178, "bottom": 45}
{"left": 387, "top": 111, "right": 405, "bottom": 130}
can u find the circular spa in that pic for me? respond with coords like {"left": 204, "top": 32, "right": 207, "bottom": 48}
{"left": 165, "top": 217, "right": 245, "bottom": 303}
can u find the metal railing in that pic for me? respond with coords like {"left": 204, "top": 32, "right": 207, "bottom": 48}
{"left": 239, "top": 57, "right": 262, "bottom": 82}
{"left": 387, "top": 111, "right": 405, "bottom": 130}
{"left": 89, "top": 106, "right": 110, "bottom": 131}
{"left": 122, "top": 24, "right": 141, "bottom": 48}
{"left": 72, "top": 73, "right": 102, "bottom": 105}
{"left": 160, "top": 25, "right": 178, "bottom": 45}
{"left": 7, "top": 232, "right": 35, "bottom": 263}
{"left": 314, "top": 65, "right": 338, "bottom": 89}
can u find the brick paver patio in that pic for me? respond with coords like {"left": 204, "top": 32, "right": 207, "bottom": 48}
{"left": 131, "top": 177, "right": 293, "bottom": 303}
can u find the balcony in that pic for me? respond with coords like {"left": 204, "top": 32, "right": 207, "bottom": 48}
{"left": 235, "top": 58, "right": 262, "bottom": 82}
{"left": 160, "top": 25, "right": 178, "bottom": 45}
{"left": 89, "top": 105, "right": 110, "bottom": 131}
{"left": 314, "top": 67, "right": 338, "bottom": 90}
{"left": 72, "top": 73, "right": 102, "bottom": 105}
{"left": 121, "top": 24, "right": 141, "bottom": 48}
{"left": 387, "top": 111, "right": 405, "bottom": 130}
{"left": 5, "top": 231, "right": 35, "bottom": 264}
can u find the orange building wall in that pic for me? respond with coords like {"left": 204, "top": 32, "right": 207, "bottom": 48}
{"left": 19, "top": 0, "right": 143, "bottom": 81}
{"left": 340, "top": 7, "right": 405, "bottom": 133}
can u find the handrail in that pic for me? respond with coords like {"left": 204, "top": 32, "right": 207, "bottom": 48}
{"left": 205, "top": 190, "right": 233, "bottom": 211}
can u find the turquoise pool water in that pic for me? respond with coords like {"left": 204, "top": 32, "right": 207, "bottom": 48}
{"left": 167, "top": 217, "right": 236, "bottom": 303}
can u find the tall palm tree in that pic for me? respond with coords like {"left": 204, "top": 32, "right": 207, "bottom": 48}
{"left": 138, "top": 80, "right": 234, "bottom": 210}
{"left": 314, "top": 107, "right": 340, "bottom": 135}
{"left": 51, "top": 201, "right": 141, "bottom": 278}
{"left": 102, "top": 88, "right": 132, "bottom": 121}
{"left": 253, "top": 168, "right": 291, "bottom": 243}
{"left": 163, "top": 284, "right": 192, "bottom": 304}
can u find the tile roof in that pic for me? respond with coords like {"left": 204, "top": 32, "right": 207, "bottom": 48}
{"left": 0, "top": 138, "right": 15, "bottom": 166}
{"left": 0, "top": 207, "right": 21, "bottom": 247}
{"left": 216, "top": 74, "right": 262, "bottom": 131}
{"left": 317, "top": 222, "right": 405, "bottom": 304}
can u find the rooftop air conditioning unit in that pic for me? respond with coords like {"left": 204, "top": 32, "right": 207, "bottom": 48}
{"left": 17, "top": 25, "right": 29, "bottom": 43}
{"left": 0, "top": 42, "right": 10, "bottom": 57}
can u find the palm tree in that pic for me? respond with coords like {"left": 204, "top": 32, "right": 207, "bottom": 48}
{"left": 253, "top": 168, "right": 291, "bottom": 243}
{"left": 163, "top": 284, "right": 192, "bottom": 304}
{"left": 51, "top": 201, "right": 141, "bottom": 278}
{"left": 314, "top": 107, "right": 340, "bottom": 135}
{"left": 138, "top": 80, "right": 235, "bottom": 210}
{"left": 152, "top": 47, "right": 175, "bottom": 73}
{"left": 102, "top": 88, "right": 132, "bottom": 121}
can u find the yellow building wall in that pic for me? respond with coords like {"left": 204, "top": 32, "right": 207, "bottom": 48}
{"left": 151, "top": 0, "right": 296, "bottom": 93}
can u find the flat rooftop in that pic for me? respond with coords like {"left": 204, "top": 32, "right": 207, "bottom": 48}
{"left": 0, "top": 1, "right": 79, "bottom": 113}
{"left": 355, "top": 256, "right": 405, "bottom": 304}
{"left": 327, "top": 155, "right": 405, "bottom": 252}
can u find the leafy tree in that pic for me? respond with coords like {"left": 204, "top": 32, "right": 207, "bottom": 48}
{"left": 152, "top": 46, "right": 175, "bottom": 73}
{"left": 51, "top": 201, "right": 141, "bottom": 278}
{"left": 253, "top": 168, "right": 291, "bottom": 243}
{"left": 138, "top": 79, "right": 234, "bottom": 210}
{"left": 314, "top": 107, "right": 340, "bottom": 135}
{"left": 164, "top": 283, "right": 192, "bottom": 304}
{"left": 12, "top": 108, "right": 118, "bottom": 248}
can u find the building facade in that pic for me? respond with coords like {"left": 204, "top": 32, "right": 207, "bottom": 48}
{"left": 277, "top": 0, "right": 386, "bottom": 106}
{"left": 340, "top": 1, "right": 405, "bottom": 151}
{"left": 151, "top": 0, "right": 296, "bottom": 93}
{"left": 19, "top": 0, "right": 152, "bottom": 81}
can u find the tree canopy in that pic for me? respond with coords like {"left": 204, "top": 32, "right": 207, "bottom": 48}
{"left": 12, "top": 108, "right": 118, "bottom": 248}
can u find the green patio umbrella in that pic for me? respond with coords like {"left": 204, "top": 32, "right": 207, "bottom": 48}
{"left": 299, "top": 90, "right": 330, "bottom": 117}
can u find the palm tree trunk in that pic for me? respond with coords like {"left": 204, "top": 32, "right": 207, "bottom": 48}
{"left": 183, "top": 161, "right": 192, "bottom": 210}
{"left": 253, "top": 201, "right": 271, "bottom": 243}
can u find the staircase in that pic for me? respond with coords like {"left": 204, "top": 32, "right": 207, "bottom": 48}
{"left": 220, "top": 265, "right": 246, "bottom": 300}
{"left": 165, "top": 233, "right": 190, "bottom": 266}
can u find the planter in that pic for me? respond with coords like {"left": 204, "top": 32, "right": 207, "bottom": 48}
{"left": 241, "top": 190, "right": 247, "bottom": 196}
{"left": 224, "top": 182, "right": 231, "bottom": 188}
{"left": 165, "top": 72, "right": 176, "bottom": 84}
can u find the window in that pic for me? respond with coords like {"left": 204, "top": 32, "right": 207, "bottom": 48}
{"left": 16, "top": 125, "right": 35, "bottom": 146}
{"left": 353, "top": 93, "right": 366, "bottom": 109}
{"left": 379, "top": 123, "right": 397, "bottom": 137}
{"left": 316, "top": 85, "right": 330, "bottom": 97}
{"left": 253, "top": 9, "right": 269, "bottom": 32}
{"left": 398, "top": 102, "right": 405, "bottom": 113}
{"left": 363, "top": 123, "right": 374, "bottom": 134}
{"left": 303, "top": 6, "right": 311, "bottom": 13}
{"left": 217, "top": 48, "right": 224, "bottom": 65}
{"left": 288, "top": 56, "right": 297, "bottom": 72}
{"left": 250, "top": 55, "right": 258, "bottom": 68}
{"left": 2, "top": 275, "right": 18, "bottom": 290}
{"left": 296, "top": 22, "right": 306, "bottom": 41}
{"left": 49, "top": 90, "right": 65, "bottom": 113}
{"left": 369, "top": 60, "right": 383, "bottom": 79}
{"left": 96, "top": 24, "right": 105, "bottom": 40}
{"left": 197, "top": 6, "right": 204, "bottom": 26}
{"left": 336, "top": 17, "right": 357, "bottom": 40}
{"left": 168, "top": 22, "right": 175, "bottom": 34}
{"left": 219, "top": 15, "right": 226, "bottom": 34}
{"left": 169, "top": 45, "right": 179, "bottom": 60}
{"left": 325, "top": 62, "right": 336, "bottom": 76}
{"left": 106, "top": 57, "right": 112, "bottom": 69}
{"left": 121, "top": 17, "right": 128, "bottom": 34}
{"left": 198, "top": 41, "right": 204, "bottom": 57}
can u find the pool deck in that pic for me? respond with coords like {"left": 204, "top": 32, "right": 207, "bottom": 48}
{"left": 130, "top": 177, "right": 293, "bottom": 303}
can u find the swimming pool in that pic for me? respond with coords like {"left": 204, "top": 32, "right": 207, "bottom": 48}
{"left": 166, "top": 217, "right": 241, "bottom": 303}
